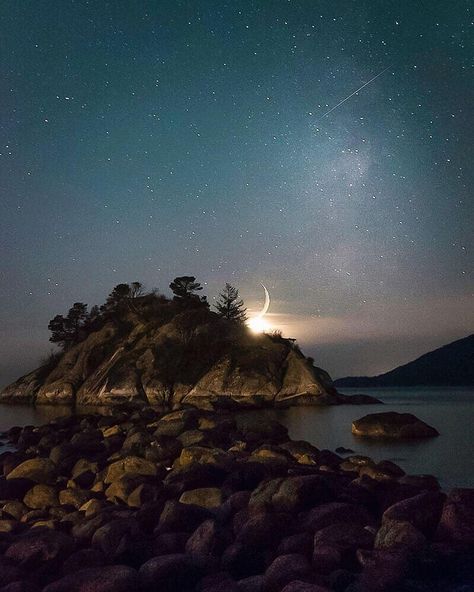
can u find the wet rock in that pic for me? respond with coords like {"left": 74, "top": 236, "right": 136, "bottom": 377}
{"left": 335, "top": 447, "right": 354, "bottom": 454}
{"left": 6, "top": 459, "right": 56, "bottom": 484}
{"left": 263, "top": 553, "right": 314, "bottom": 592}
{"left": 139, "top": 553, "right": 203, "bottom": 592}
{"left": 352, "top": 412, "right": 439, "bottom": 439}
{"left": 43, "top": 566, "right": 138, "bottom": 592}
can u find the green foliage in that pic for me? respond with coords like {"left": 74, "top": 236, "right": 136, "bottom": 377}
{"left": 214, "top": 283, "right": 247, "bottom": 323}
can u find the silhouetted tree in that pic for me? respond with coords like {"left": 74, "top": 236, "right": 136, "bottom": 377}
{"left": 169, "top": 276, "right": 207, "bottom": 306}
{"left": 215, "top": 283, "right": 247, "bottom": 322}
{"left": 130, "top": 281, "right": 144, "bottom": 298}
{"left": 48, "top": 302, "right": 88, "bottom": 350}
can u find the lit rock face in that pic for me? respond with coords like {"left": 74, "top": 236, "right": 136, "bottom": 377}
{"left": 0, "top": 311, "right": 338, "bottom": 408}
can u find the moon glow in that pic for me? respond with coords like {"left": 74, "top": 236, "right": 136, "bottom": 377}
{"left": 247, "top": 283, "right": 272, "bottom": 334}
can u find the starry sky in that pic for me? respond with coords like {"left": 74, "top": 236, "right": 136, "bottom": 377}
{"left": 1, "top": 0, "right": 473, "bottom": 386}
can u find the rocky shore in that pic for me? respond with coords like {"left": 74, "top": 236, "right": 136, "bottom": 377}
{"left": 0, "top": 407, "right": 472, "bottom": 592}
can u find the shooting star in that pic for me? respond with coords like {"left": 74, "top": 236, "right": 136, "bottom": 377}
{"left": 320, "top": 66, "right": 390, "bottom": 118}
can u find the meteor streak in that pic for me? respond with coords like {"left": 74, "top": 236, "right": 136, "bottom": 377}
{"left": 320, "top": 66, "right": 390, "bottom": 118}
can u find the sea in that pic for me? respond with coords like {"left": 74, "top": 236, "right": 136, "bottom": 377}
{"left": 0, "top": 387, "right": 472, "bottom": 491}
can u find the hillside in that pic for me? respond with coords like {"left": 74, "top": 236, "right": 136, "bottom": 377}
{"left": 0, "top": 292, "right": 341, "bottom": 409}
{"left": 335, "top": 334, "right": 474, "bottom": 388}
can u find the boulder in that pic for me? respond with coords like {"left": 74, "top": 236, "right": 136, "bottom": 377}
{"left": 382, "top": 491, "right": 445, "bottom": 536}
{"left": 250, "top": 476, "right": 334, "bottom": 513}
{"left": 6, "top": 459, "right": 57, "bottom": 484}
{"left": 263, "top": 554, "right": 314, "bottom": 592}
{"left": 179, "top": 487, "right": 223, "bottom": 509}
{"left": 437, "top": 488, "right": 474, "bottom": 544}
{"left": 23, "top": 484, "right": 59, "bottom": 509}
{"left": 374, "top": 519, "right": 426, "bottom": 552}
{"left": 42, "top": 566, "right": 138, "bottom": 592}
{"left": 156, "top": 500, "right": 212, "bottom": 533}
{"left": 281, "top": 583, "right": 331, "bottom": 592}
{"left": 352, "top": 412, "right": 439, "bottom": 439}
{"left": 5, "top": 529, "right": 75, "bottom": 569}
{"left": 103, "top": 456, "right": 157, "bottom": 483}
{"left": 221, "top": 542, "right": 266, "bottom": 578}
{"left": 139, "top": 553, "right": 203, "bottom": 592}
{"left": 185, "top": 519, "right": 229, "bottom": 557}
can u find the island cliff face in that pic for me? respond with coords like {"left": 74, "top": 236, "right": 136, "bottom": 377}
{"left": 0, "top": 303, "right": 338, "bottom": 408}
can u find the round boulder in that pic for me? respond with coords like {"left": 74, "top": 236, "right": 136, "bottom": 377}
{"left": 352, "top": 412, "right": 438, "bottom": 439}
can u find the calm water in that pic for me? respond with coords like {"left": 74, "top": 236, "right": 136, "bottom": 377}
{"left": 0, "top": 388, "right": 472, "bottom": 490}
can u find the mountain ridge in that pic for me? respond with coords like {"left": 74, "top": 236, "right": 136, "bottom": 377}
{"left": 334, "top": 334, "right": 474, "bottom": 388}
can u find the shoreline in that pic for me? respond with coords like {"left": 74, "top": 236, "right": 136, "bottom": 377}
{"left": 0, "top": 406, "right": 472, "bottom": 591}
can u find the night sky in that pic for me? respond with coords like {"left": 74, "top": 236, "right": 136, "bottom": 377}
{"left": 1, "top": 1, "right": 473, "bottom": 386}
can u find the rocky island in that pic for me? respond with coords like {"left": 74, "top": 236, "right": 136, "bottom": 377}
{"left": 0, "top": 280, "right": 379, "bottom": 409}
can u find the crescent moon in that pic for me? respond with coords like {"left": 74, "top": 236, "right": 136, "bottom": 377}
{"left": 258, "top": 283, "right": 270, "bottom": 317}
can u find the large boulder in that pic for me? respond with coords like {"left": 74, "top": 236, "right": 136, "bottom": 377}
{"left": 5, "top": 529, "right": 75, "bottom": 569}
{"left": 381, "top": 491, "right": 445, "bottom": 536}
{"left": 352, "top": 412, "right": 438, "bottom": 439}
{"left": 6, "top": 459, "right": 57, "bottom": 484}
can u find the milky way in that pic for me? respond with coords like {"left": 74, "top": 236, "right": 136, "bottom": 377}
{"left": 0, "top": 1, "right": 472, "bottom": 383}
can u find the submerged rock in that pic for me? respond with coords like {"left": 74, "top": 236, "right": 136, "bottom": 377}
{"left": 352, "top": 412, "right": 439, "bottom": 439}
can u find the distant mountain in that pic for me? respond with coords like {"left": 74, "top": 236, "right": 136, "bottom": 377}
{"left": 334, "top": 334, "right": 474, "bottom": 388}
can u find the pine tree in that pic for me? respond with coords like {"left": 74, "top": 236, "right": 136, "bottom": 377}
{"left": 214, "top": 283, "right": 247, "bottom": 322}
{"left": 169, "top": 276, "right": 207, "bottom": 306}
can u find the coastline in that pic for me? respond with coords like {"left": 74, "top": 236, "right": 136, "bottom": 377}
{"left": 0, "top": 405, "right": 472, "bottom": 591}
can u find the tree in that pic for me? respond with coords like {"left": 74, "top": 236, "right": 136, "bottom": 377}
{"left": 169, "top": 276, "right": 206, "bottom": 305}
{"left": 48, "top": 302, "right": 88, "bottom": 350}
{"left": 130, "top": 282, "right": 144, "bottom": 298}
{"left": 214, "top": 283, "right": 247, "bottom": 322}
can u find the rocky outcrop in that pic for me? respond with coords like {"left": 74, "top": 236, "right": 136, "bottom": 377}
{"left": 0, "top": 408, "right": 471, "bottom": 591}
{"left": 352, "top": 412, "right": 439, "bottom": 439}
{"left": 0, "top": 308, "right": 349, "bottom": 408}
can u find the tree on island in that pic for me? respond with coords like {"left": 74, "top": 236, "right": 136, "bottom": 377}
{"left": 101, "top": 282, "right": 145, "bottom": 313}
{"left": 169, "top": 276, "right": 207, "bottom": 306}
{"left": 214, "top": 283, "right": 247, "bottom": 323}
{"left": 48, "top": 302, "right": 89, "bottom": 350}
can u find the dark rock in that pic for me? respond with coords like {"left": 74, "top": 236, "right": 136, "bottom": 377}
{"left": 139, "top": 553, "right": 203, "bottom": 592}
{"left": 153, "top": 532, "right": 189, "bottom": 555}
{"left": 0, "top": 582, "right": 40, "bottom": 592}
{"left": 302, "top": 502, "right": 373, "bottom": 533}
{"left": 0, "top": 478, "right": 35, "bottom": 501}
{"left": 5, "top": 529, "right": 75, "bottom": 570}
{"left": 352, "top": 412, "right": 439, "bottom": 439}
{"left": 437, "top": 488, "right": 474, "bottom": 544}
{"left": 382, "top": 491, "right": 445, "bottom": 536}
{"left": 91, "top": 517, "right": 140, "bottom": 560}
{"left": 62, "top": 548, "right": 107, "bottom": 574}
{"left": 277, "top": 533, "right": 313, "bottom": 557}
{"left": 335, "top": 447, "right": 354, "bottom": 454}
{"left": 237, "top": 575, "right": 264, "bottom": 592}
{"left": 263, "top": 554, "right": 314, "bottom": 592}
{"left": 222, "top": 542, "right": 266, "bottom": 578}
{"left": 249, "top": 476, "right": 334, "bottom": 513}
{"left": 280, "top": 583, "right": 331, "bottom": 592}
{"left": 185, "top": 519, "right": 229, "bottom": 557}
{"left": 42, "top": 566, "right": 138, "bottom": 592}
{"left": 157, "top": 500, "right": 212, "bottom": 534}
{"left": 0, "top": 556, "right": 22, "bottom": 586}
{"left": 375, "top": 519, "right": 426, "bottom": 552}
